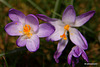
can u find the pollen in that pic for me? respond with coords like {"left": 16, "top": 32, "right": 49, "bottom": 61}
{"left": 23, "top": 24, "right": 32, "bottom": 38}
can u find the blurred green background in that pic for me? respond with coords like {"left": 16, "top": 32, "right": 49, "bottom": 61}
{"left": 0, "top": 0, "right": 100, "bottom": 67}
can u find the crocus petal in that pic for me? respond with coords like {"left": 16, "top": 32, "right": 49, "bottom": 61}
{"left": 53, "top": 51, "right": 61, "bottom": 63}
{"left": 54, "top": 39, "right": 68, "bottom": 63}
{"left": 67, "top": 50, "right": 73, "bottom": 65}
{"left": 9, "top": 9, "right": 25, "bottom": 24}
{"left": 36, "top": 14, "right": 57, "bottom": 22}
{"left": 5, "top": 22, "right": 23, "bottom": 36}
{"left": 82, "top": 50, "right": 89, "bottom": 62}
{"left": 72, "top": 46, "right": 82, "bottom": 57}
{"left": 46, "top": 20, "right": 65, "bottom": 41}
{"left": 62, "top": 5, "right": 76, "bottom": 25}
{"left": 56, "top": 39, "right": 68, "bottom": 53}
{"left": 74, "top": 11, "right": 95, "bottom": 27}
{"left": 37, "top": 23, "right": 55, "bottom": 38}
{"left": 69, "top": 28, "right": 88, "bottom": 50}
{"left": 79, "top": 31, "right": 88, "bottom": 49}
{"left": 26, "top": 35, "right": 39, "bottom": 52}
{"left": 16, "top": 35, "right": 27, "bottom": 47}
{"left": 25, "top": 14, "right": 39, "bottom": 32}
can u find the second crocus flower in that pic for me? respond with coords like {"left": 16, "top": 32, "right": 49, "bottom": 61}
{"left": 36, "top": 5, "right": 95, "bottom": 63}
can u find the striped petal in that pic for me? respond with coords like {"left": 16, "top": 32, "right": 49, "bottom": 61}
{"left": 9, "top": 9, "right": 25, "bottom": 24}
{"left": 62, "top": 5, "right": 76, "bottom": 25}
{"left": 74, "top": 11, "right": 95, "bottom": 27}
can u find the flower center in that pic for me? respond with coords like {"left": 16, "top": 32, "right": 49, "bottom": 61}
{"left": 19, "top": 24, "right": 32, "bottom": 38}
{"left": 23, "top": 24, "right": 31, "bottom": 33}
{"left": 23, "top": 24, "right": 32, "bottom": 37}
{"left": 60, "top": 25, "right": 70, "bottom": 40}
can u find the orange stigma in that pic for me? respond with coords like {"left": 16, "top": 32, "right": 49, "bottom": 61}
{"left": 60, "top": 25, "right": 70, "bottom": 40}
{"left": 60, "top": 32, "right": 67, "bottom": 40}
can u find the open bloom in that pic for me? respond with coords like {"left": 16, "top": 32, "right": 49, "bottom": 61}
{"left": 5, "top": 9, "right": 54, "bottom": 52}
{"left": 36, "top": 5, "right": 95, "bottom": 63}
{"left": 67, "top": 46, "right": 88, "bottom": 67}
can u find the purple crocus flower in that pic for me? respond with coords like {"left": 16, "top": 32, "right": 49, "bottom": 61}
{"left": 67, "top": 46, "right": 88, "bottom": 67}
{"left": 5, "top": 9, "right": 54, "bottom": 52}
{"left": 36, "top": 5, "right": 95, "bottom": 63}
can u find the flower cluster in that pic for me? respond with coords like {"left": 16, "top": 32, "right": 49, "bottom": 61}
{"left": 5, "top": 5, "right": 95, "bottom": 67}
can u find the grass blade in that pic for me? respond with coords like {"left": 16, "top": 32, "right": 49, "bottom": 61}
{"left": 82, "top": 26, "right": 95, "bottom": 34}
{"left": 52, "top": 0, "right": 61, "bottom": 18}
{"left": 0, "top": 47, "right": 26, "bottom": 57}
{"left": 27, "top": 0, "right": 46, "bottom": 15}
{"left": 51, "top": 10, "right": 62, "bottom": 18}
{"left": 0, "top": 0, "right": 13, "bottom": 8}
{"left": 64, "top": 0, "right": 74, "bottom": 6}
{"left": 3, "top": 56, "right": 8, "bottom": 67}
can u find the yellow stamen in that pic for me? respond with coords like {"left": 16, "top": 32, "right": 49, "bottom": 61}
{"left": 60, "top": 25, "right": 70, "bottom": 40}
{"left": 23, "top": 25, "right": 31, "bottom": 32}
{"left": 15, "top": 23, "right": 17, "bottom": 24}
{"left": 23, "top": 24, "right": 32, "bottom": 38}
